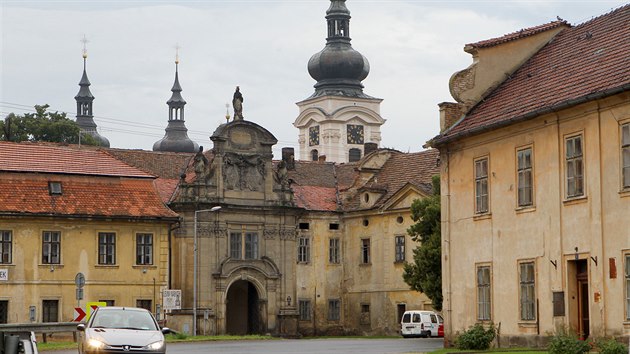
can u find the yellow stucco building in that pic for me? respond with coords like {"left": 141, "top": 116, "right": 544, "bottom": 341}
{"left": 431, "top": 5, "right": 630, "bottom": 346}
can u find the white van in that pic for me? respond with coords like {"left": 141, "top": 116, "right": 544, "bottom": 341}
{"left": 400, "top": 310, "right": 442, "bottom": 338}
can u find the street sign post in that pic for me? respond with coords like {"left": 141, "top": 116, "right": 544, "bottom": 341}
{"left": 75, "top": 273, "right": 85, "bottom": 308}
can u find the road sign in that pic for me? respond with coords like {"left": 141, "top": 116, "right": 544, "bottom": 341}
{"left": 75, "top": 273, "right": 85, "bottom": 288}
{"left": 162, "top": 290, "right": 182, "bottom": 311}
{"left": 86, "top": 302, "right": 106, "bottom": 318}
{"left": 74, "top": 307, "right": 86, "bottom": 322}
{"left": 76, "top": 288, "right": 84, "bottom": 300}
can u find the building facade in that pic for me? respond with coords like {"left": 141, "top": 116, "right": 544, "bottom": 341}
{"left": 431, "top": 5, "right": 630, "bottom": 346}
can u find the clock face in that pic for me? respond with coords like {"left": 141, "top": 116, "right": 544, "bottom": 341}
{"left": 347, "top": 124, "right": 364, "bottom": 144}
{"left": 309, "top": 126, "right": 320, "bottom": 146}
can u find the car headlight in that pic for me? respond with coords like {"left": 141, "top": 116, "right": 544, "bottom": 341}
{"left": 145, "top": 340, "right": 164, "bottom": 350}
{"left": 87, "top": 339, "right": 106, "bottom": 349}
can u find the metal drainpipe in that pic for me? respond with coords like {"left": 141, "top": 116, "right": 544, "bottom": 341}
{"left": 168, "top": 221, "right": 181, "bottom": 289}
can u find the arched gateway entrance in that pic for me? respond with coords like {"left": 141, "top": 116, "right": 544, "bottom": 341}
{"left": 225, "top": 280, "right": 264, "bottom": 334}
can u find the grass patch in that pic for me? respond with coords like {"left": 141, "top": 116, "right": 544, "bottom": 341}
{"left": 37, "top": 341, "right": 78, "bottom": 351}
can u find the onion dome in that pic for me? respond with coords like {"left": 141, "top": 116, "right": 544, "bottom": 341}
{"left": 307, "top": 0, "right": 371, "bottom": 98}
{"left": 153, "top": 59, "right": 199, "bottom": 153}
{"left": 75, "top": 50, "right": 110, "bottom": 147}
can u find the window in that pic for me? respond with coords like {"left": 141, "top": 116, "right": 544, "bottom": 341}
{"left": 395, "top": 236, "right": 405, "bottom": 262}
{"left": 475, "top": 158, "right": 489, "bottom": 213}
{"left": 298, "top": 237, "right": 310, "bottom": 263}
{"left": 349, "top": 148, "right": 362, "bottom": 162}
{"left": 42, "top": 300, "right": 58, "bottom": 322}
{"left": 565, "top": 135, "right": 584, "bottom": 198}
{"left": 0, "top": 301, "right": 7, "bottom": 324}
{"left": 299, "top": 300, "right": 311, "bottom": 321}
{"left": 99, "top": 300, "right": 115, "bottom": 307}
{"left": 311, "top": 149, "right": 318, "bottom": 161}
{"left": 360, "top": 303, "right": 370, "bottom": 325}
{"left": 329, "top": 223, "right": 339, "bottom": 230}
{"left": 230, "top": 232, "right": 258, "bottom": 260}
{"left": 397, "top": 304, "right": 406, "bottom": 323}
{"left": 136, "top": 299, "right": 152, "bottom": 312}
{"left": 361, "top": 239, "right": 370, "bottom": 264}
{"left": 519, "top": 262, "right": 536, "bottom": 320}
{"left": 0, "top": 230, "right": 12, "bottom": 264}
{"left": 328, "top": 299, "right": 340, "bottom": 321}
{"left": 477, "top": 266, "right": 491, "bottom": 321}
{"left": 622, "top": 124, "right": 630, "bottom": 188}
{"left": 299, "top": 223, "right": 310, "bottom": 230}
{"left": 329, "top": 238, "right": 340, "bottom": 264}
{"left": 625, "top": 254, "right": 630, "bottom": 320}
{"left": 42, "top": 231, "right": 61, "bottom": 264}
{"left": 48, "top": 181, "right": 62, "bottom": 195}
{"left": 517, "top": 148, "right": 533, "bottom": 207}
{"left": 136, "top": 233, "right": 153, "bottom": 265}
{"left": 98, "top": 232, "right": 116, "bottom": 265}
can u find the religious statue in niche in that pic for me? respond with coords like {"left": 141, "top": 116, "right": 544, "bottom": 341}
{"left": 232, "top": 86, "right": 244, "bottom": 120}
{"left": 274, "top": 160, "right": 289, "bottom": 189}
{"left": 193, "top": 147, "right": 214, "bottom": 184}
{"left": 223, "top": 152, "right": 265, "bottom": 191}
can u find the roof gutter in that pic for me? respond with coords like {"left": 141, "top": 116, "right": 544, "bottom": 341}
{"left": 429, "top": 83, "right": 630, "bottom": 148}
{"left": 0, "top": 212, "right": 180, "bottom": 222}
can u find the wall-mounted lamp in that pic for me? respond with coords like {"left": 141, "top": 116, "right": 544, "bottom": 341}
{"left": 574, "top": 247, "right": 579, "bottom": 261}
{"left": 142, "top": 268, "right": 147, "bottom": 274}
{"left": 286, "top": 296, "right": 292, "bottom": 307}
{"left": 50, "top": 265, "right": 55, "bottom": 272}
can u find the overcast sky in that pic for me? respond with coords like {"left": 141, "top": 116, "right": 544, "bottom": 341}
{"left": 1, "top": 0, "right": 626, "bottom": 158}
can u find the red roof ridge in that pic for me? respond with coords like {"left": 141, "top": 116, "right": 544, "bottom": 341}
{"left": 466, "top": 20, "right": 569, "bottom": 49}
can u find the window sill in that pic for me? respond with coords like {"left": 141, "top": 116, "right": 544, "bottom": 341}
{"left": 473, "top": 213, "right": 492, "bottom": 221}
{"left": 359, "top": 263, "right": 372, "bottom": 267}
{"left": 623, "top": 321, "right": 630, "bottom": 328}
{"left": 95, "top": 265, "right": 119, "bottom": 269}
{"left": 394, "top": 260, "right": 405, "bottom": 265}
{"left": 518, "top": 321, "right": 538, "bottom": 328}
{"left": 132, "top": 265, "right": 156, "bottom": 269}
{"left": 563, "top": 195, "right": 587, "bottom": 205}
{"left": 515, "top": 206, "right": 536, "bottom": 214}
{"left": 0, "top": 264, "right": 16, "bottom": 267}
{"left": 619, "top": 189, "right": 630, "bottom": 198}
{"left": 39, "top": 264, "right": 64, "bottom": 269}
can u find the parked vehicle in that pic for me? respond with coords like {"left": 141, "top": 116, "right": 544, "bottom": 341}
{"left": 400, "top": 310, "right": 442, "bottom": 338}
{"left": 77, "top": 307, "right": 169, "bottom": 354}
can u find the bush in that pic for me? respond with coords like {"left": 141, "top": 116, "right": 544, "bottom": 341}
{"left": 455, "top": 323, "right": 496, "bottom": 350}
{"left": 596, "top": 338, "right": 628, "bottom": 354}
{"left": 548, "top": 330, "right": 590, "bottom": 354}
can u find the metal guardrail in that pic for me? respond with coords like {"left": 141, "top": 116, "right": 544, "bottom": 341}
{"left": 0, "top": 322, "right": 80, "bottom": 343}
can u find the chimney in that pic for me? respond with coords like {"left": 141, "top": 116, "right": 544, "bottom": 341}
{"left": 281, "top": 147, "right": 295, "bottom": 170}
{"left": 364, "top": 142, "right": 378, "bottom": 156}
{"left": 318, "top": 155, "right": 327, "bottom": 162}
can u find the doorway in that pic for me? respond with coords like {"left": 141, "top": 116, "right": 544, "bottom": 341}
{"left": 568, "top": 259, "right": 589, "bottom": 339}
{"left": 225, "top": 280, "right": 262, "bottom": 335}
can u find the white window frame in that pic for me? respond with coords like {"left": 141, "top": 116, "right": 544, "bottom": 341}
{"left": 517, "top": 147, "right": 534, "bottom": 207}
{"left": 475, "top": 157, "right": 489, "bottom": 214}
{"left": 297, "top": 236, "right": 310, "bottom": 264}
{"left": 519, "top": 261, "right": 536, "bottom": 321}
{"left": 42, "top": 231, "right": 61, "bottom": 264}
{"left": 395, "top": 235, "right": 405, "bottom": 263}
{"left": 329, "top": 238, "right": 340, "bottom": 264}
{"left": 621, "top": 123, "right": 630, "bottom": 189}
{"left": 136, "top": 233, "right": 153, "bottom": 265}
{"left": 565, "top": 134, "right": 584, "bottom": 198}
{"left": 477, "top": 265, "right": 491, "bottom": 321}
{"left": 98, "top": 232, "right": 116, "bottom": 265}
{"left": 0, "top": 230, "right": 12, "bottom": 264}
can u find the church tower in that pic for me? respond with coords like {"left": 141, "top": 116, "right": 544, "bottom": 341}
{"left": 152, "top": 55, "right": 199, "bottom": 153}
{"left": 75, "top": 39, "right": 110, "bottom": 147}
{"left": 294, "top": 0, "right": 385, "bottom": 163}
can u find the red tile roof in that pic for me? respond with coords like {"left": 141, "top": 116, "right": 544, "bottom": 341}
{"left": 0, "top": 173, "right": 178, "bottom": 219}
{"left": 435, "top": 5, "right": 630, "bottom": 145}
{"left": 292, "top": 185, "right": 338, "bottom": 211}
{"left": 466, "top": 20, "right": 568, "bottom": 49}
{"left": 0, "top": 141, "right": 153, "bottom": 178}
{"left": 104, "top": 149, "right": 194, "bottom": 180}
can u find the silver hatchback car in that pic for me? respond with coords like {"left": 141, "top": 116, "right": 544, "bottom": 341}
{"left": 77, "top": 307, "right": 169, "bottom": 354}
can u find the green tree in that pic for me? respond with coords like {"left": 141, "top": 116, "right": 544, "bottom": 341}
{"left": 403, "top": 174, "right": 443, "bottom": 311}
{"left": 1, "top": 104, "right": 97, "bottom": 145}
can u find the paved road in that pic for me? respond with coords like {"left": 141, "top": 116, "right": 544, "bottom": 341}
{"left": 52, "top": 337, "right": 444, "bottom": 354}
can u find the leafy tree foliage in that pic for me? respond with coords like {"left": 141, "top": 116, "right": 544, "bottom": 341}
{"left": 403, "top": 174, "right": 443, "bottom": 311}
{"left": 1, "top": 104, "right": 97, "bottom": 145}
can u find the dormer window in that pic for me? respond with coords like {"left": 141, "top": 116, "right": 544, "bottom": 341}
{"left": 48, "top": 182, "right": 62, "bottom": 195}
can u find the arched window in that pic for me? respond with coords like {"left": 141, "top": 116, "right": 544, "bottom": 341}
{"left": 349, "top": 148, "right": 361, "bottom": 162}
{"left": 311, "top": 149, "right": 319, "bottom": 161}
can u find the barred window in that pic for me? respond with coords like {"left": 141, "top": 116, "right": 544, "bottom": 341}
{"left": 395, "top": 236, "right": 405, "bottom": 262}
{"left": 329, "top": 238, "right": 340, "bottom": 264}
{"left": 328, "top": 299, "right": 340, "bottom": 321}
{"left": 299, "top": 300, "right": 311, "bottom": 321}
{"left": 477, "top": 266, "right": 491, "bottom": 321}
{"left": 298, "top": 237, "right": 310, "bottom": 263}
{"left": 98, "top": 232, "right": 116, "bottom": 265}
{"left": 0, "top": 230, "right": 12, "bottom": 264}
{"left": 136, "top": 233, "right": 153, "bottom": 265}
{"left": 519, "top": 262, "right": 536, "bottom": 320}
{"left": 517, "top": 148, "right": 533, "bottom": 207}
{"left": 475, "top": 158, "right": 489, "bottom": 213}
{"left": 566, "top": 135, "right": 584, "bottom": 198}
{"left": 42, "top": 231, "right": 61, "bottom": 264}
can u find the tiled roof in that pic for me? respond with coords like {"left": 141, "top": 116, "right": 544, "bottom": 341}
{"left": 292, "top": 185, "right": 338, "bottom": 211}
{"left": 154, "top": 178, "right": 180, "bottom": 204}
{"left": 435, "top": 5, "right": 630, "bottom": 145}
{"left": 104, "top": 149, "right": 194, "bottom": 180}
{"left": 288, "top": 161, "right": 338, "bottom": 188}
{"left": 0, "top": 173, "right": 178, "bottom": 219}
{"left": 0, "top": 141, "right": 153, "bottom": 178}
{"left": 466, "top": 20, "right": 568, "bottom": 49}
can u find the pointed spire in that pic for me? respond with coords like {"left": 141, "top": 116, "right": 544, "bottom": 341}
{"left": 152, "top": 49, "right": 198, "bottom": 153}
{"left": 75, "top": 35, "right": 109, "bottom": 147}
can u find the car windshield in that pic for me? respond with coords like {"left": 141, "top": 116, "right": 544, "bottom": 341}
{"left": 91, "top": 309, "right": 158, "bottom": 331}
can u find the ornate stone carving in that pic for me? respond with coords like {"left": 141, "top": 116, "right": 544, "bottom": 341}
{"left": 223, "top": 152, "right": 265, "bottom": 191}
{"left": 263, "top": 228, "right": 278, "bottom": 240}
{"left": 279, "top": 228, "right": 297, "bottom": 240}
{"left": 193, "top": 149, "right": 214, "bottom": 184}
{"left": 274, "top": 160, "right": 289, "bottom": 190}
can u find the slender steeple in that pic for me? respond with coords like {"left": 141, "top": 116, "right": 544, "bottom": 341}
{"left": 307, "top": 0, "right": 371, "bottom": 98}
{"left": 75, "top": 36, "right": 110, "bottom": 147}
{"left": 153, "top": 49, "right": 199, "bottom": 153}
